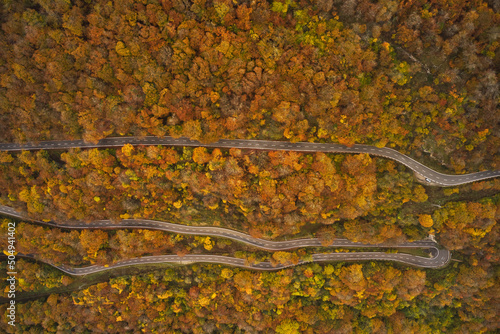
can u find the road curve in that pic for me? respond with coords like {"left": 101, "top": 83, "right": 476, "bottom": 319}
{"left": 13, "top": 250, "right": 450, "bottom": 276}
{"left": 0, "top": 205, "right": 450, "bottom": 274}
{"left": 0, "top": 136, "right": 498, "bottom": 186}
{"left": 51, "top": 251, "right": 450, "bottom": 276}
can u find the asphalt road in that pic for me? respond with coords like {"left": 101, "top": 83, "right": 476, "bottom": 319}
{"left": 0, "top": 136, "right": 498, "bottom": 186}
{"left": 0, "top": 205, "right": 450, "bottom": 275}
{"left": 53, "top": 250, "right": 451, "bottom": 276}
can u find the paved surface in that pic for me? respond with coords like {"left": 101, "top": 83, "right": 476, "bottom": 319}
{"left": 0, "top": 205, "right": 451, "bottom": 275}
{"left": 53, "top": 250, "right": 451, "bottom": 276}
{"left": 0, "top": 136, "right": 498, "bottom": 186}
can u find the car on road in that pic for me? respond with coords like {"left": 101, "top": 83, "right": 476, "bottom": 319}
{"left": 425, "top": 178, "right": 432, "bottom": 182}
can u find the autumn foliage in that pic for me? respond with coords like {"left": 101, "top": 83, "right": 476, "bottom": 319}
{"left": 0, "top": 0, "right": 498, "bottom": 172}
{"left": 0, "top": 0, "right": 499, "bottom": 333}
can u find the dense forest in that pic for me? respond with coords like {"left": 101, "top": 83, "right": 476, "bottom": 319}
{"left": 1, "top": 146, "right": 499, "bottom": 246}
{"left": 1, "top": 188, "right": 500, "bottom": 333}
{"left": 0, "top": 0, "right": 499, "bottom": 171}
{"left": 0, "top": 0, "right": 499, "bottom": 333}
{"left": 0, "top": 220, "right": 499, "bottom": 333}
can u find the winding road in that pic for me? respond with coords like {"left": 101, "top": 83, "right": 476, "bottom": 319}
{"left": 0, "top": 136, "right": 470, "bottom": 273}
{"left": 0, "top": 205, "right": 450, "bottom": 275}
{"left": 0, "top": 136, "right": 498, "bottom": 186}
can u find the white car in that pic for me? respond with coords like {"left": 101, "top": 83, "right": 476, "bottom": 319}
{"left": 425, "top": 178, "right": 431, "bottom": 182}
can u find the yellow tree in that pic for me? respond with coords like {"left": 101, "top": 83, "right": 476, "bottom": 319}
{"left": 418, "top": 214, "right": 434, "bottom": 228}
{"left": 79, "top": 229, "right": 108, "bottom": 260}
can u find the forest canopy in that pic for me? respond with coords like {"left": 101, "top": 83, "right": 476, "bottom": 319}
{"left": 0, "top": 0, "right": 498, "bottom": 173}
{"left": 0, "top": 0, "right": 499, "bottom": 333}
